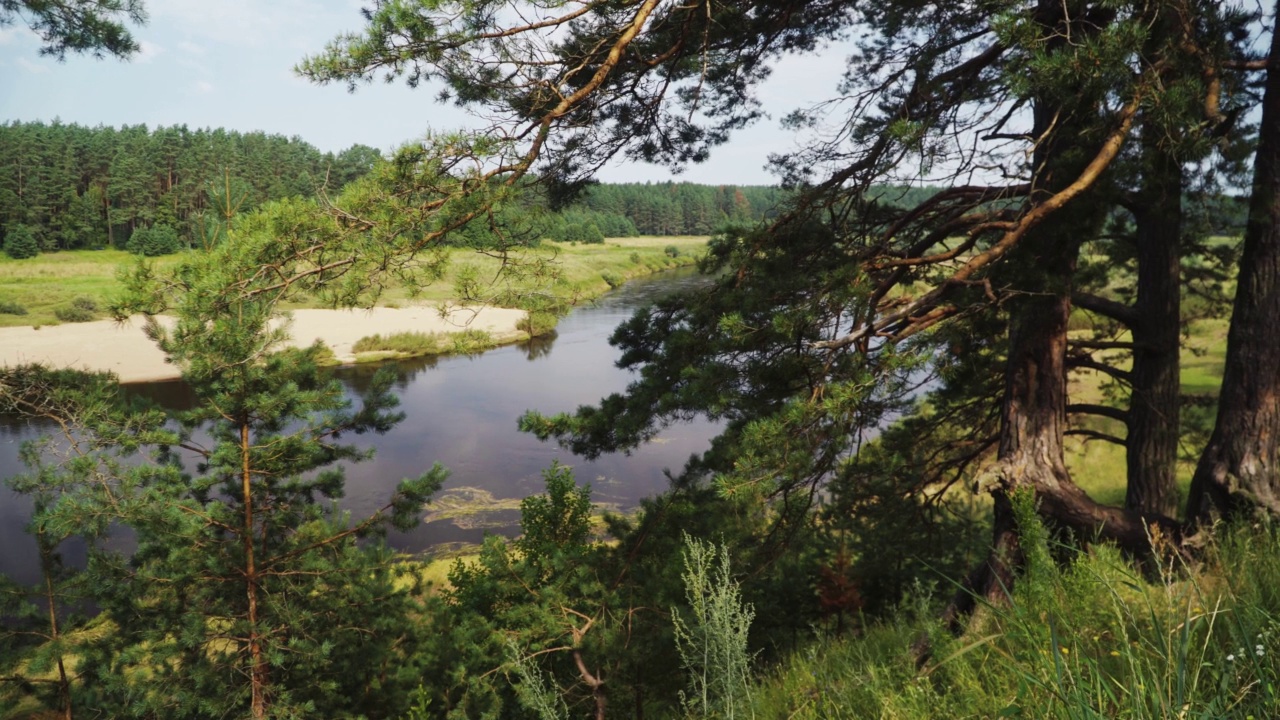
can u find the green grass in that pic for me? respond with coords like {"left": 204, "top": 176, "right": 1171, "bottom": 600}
{"left": 1065, "top": 311, "right": 1231, "bottom": 510}
{"left": 0, "top": 238, "right": 708, "bottom": 329}
{"left": 351, "top": 328, "right": 499, "bottom": 359}
{"left": 0, "top": 249, "right": 185, "bottom": 328}
{"left": 746, "top": 515, "right": 1280, "bottom": 720}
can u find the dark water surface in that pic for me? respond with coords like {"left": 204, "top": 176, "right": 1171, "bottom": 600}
{"left": 0, "top": 269, "right": 716, "bottom": 584}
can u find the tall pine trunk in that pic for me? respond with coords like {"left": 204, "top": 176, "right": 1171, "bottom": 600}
{"left": 241, "top": 422, "right": 268, "bottom": 718}
{"left": 1187, "top": 23, "right": 1280, "bottom": 521}
{"left": 984, "top": 0, "right": 1178, "bottom": 583}
{"left": 1127, "top": 130, "right": 1183, "bottom": 517}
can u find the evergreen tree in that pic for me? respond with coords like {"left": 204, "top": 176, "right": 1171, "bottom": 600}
{"left": 299, "top": 0, "right": 1261, "bottom": 614}
{"left": 0, "top": 0, "right": 146, "bottom": 60}
{"left": 2, "top": 223, "right": 39, "bottom": 259}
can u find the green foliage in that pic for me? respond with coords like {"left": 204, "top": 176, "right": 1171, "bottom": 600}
{"left": 507, "top": 639, "right": 570, "bottom": 720}
{"left": 745, "top": 520, "right": 1280, "bottom": 719}
{"left": 124, "top": 223, "right": 183, "bottom": 256}
{"left": 0, "top": 121, "right": 381, "bottom": 251}
{"left": 600, "top": 270, "right": 623, "bottom": 288}
{"left": 54, "top": 295, "right": 99, "bottom": 322}
{"left": 0, "top": 299, "right": 27, "bottom": 315}
{"left": 0, "top": 0, "right": 145, "bottom": 60}
{"left": 3, "top": 224, "right": 39, "bottom": 259}
{"left": 520, "top": 310, "right": 559, "bottom": 337}
{"left": 664, "top": 244, "right": 681, "bottom": 258}
{"left": 52, "top": 304, "right": 95, "bottom": 322}
{"left": 352, "top": 329, "right": 497, "bottom": 356}
{"left": 673, "top": 535, "right": 756, "bottom": 719}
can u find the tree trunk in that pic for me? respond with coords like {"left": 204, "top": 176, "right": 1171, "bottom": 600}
{"left": 39, "top": 530, "right": 73, "bottom": 720}
{"left": 1127, "top": 125, "right": 1183, "bottom": 517}
{"left": 981, "top": 0, "right": 1183, "bottom": 581}
{"left": 242, "top": 422, "right": 268, "bottom": 719}
{"left": 1187, "top": 23, "right": 1280, "bottom": 522}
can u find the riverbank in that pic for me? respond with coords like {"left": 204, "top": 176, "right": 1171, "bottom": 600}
{"left": 0, "top": 236, "right": 709, "bottom": 382}
{"left": 0, "top": 236, "right": 709, "bottom": 328}
{"left": 0, "top": 305, "right": 531, "bottom": 383}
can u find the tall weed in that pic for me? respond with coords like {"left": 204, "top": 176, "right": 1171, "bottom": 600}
{"left": 747, "top": 507, "right": 1280, "bottom": 719}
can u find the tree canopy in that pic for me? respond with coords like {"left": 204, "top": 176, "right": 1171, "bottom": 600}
{"left": 5, "top": 0, "right": 1280, "bottom": 715}
{"left": 0, "top": 0, "right": 146, "bottom": 60}
{"left": 303, "top": 0, "right": 1276, "bottom": 598}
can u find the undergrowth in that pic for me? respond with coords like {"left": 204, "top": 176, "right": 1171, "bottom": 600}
{"left": 747, "top": 504, "right": 1280, "bottom": 719}
{"left": 352, "top": 329, "right": 497, "bottom": 357}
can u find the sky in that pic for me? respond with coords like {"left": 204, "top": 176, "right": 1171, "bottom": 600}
{"left": 0, "top": 0, "right": 850, "bottom": 185}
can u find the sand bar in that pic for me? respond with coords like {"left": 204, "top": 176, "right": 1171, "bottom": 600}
{"left": 0, "top": 305, "right": 527, "bottom": 384}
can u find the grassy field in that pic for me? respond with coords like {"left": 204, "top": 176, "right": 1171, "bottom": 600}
{"left": 1065, "top": 315, "right": 1229, "bottom": 509}
{"left": 0, "top": 236, "right": 710, "bottom": 329}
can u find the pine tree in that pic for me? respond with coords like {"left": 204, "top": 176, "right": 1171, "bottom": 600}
{"left": 3, "top": 223, "right": 39, "bottom": 259}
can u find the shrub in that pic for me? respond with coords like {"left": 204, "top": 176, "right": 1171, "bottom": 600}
{"left": 353, "top": 332, "right": 444, "bottom": 355}
{"left": 3, "top": 224, "right": 40, "bottom": 260}
{"left": 0, "top": 300, "right": 28, "bottom": 315}
{"left": 520, "top": 311, "right": 559, "bottom": 338}
{"left": 664, "top": 245, "right": 680, "bottom": 258}
{"left": 556, "top": 221, "right": 606, "bottom": 244}
{"left": 54, "top": 305, "right": 96, "bottom": 323}
{"left": 71, "top": 296, "right": 98, "bottom": 313}
{"left": 126, "top": 224, "right": 183, "bottom": 256}
{"left": 601, "top": 271, "right": 624, "bottom": 289}
{"left": 629, "top": 252, "right": 642, "bottom": 264}
{"left": 673, "top": 535, "right": 755, "bottom": 718}
{"left": 353, "top": 330, "right": 497, "bottom": 357}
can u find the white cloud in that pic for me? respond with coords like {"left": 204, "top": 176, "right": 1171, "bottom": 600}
{"left": 16, "top": 57, "right": 49, "bottom": 74}
{"left": 0, "top": 25, "right": 38, "bottom": 46}
{"left": 136, "top": 40, "right": 164, "bottom": 63}
{"left": 148, "top": 0, "right": 353, "bottom": 50}
{"left": 177, "top": 40, "right": 206, "bottom": 56}
{"left": 192, "top": 80, "right": 214, "bottom": 94}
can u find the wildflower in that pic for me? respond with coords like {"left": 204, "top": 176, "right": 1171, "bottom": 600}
{"left": 1109, "top": 651, "right": 1120, "bottom": 657}
{"left": 1228, "top": 654, "right": 1236, "bottom": 662}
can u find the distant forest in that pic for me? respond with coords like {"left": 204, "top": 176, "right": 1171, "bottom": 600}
{"left": 0, "top": 121, "right": 383, "bottom": 253}
{"left": 0, "top": 121, "right": 790, "bottom": 256}
{"left": 0, "top": 121, "right": 1247, "bottom": 258}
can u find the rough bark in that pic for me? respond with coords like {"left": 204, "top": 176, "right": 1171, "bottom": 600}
{"left": 1126, "top": 123, "right": 1183, "bottom": 518}
{"left": 242, "top": 422, "right": 267, "bottom": 719}
{"left": 977, "top": 0, "right": 1184, "bottom": 595}
{"left": 1187, "top": 23, "right": 1280, "bottom": 522}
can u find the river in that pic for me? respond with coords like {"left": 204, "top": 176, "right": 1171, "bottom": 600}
{"left": 0, "top": 268, "right": 717, "bottom": 584}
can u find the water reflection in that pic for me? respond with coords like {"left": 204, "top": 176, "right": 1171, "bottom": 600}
{"left": 0, "top": 269, "right": 717, "bottom": 582}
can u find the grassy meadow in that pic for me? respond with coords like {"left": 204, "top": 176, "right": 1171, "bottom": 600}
{"left": 0, "top": 236, "right": 709, "bottom": 329}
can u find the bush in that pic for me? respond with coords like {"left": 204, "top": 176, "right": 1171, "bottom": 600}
{"left": 353, "top": 329, "right": 497, "bottom": 357}
{"left": 71, "top": 296, "right": 98, "bottom": 313}
{"left": 3, "top": 224, "right": 40, "bottom": 259}
{"left": 601, "top": 271, "right": 624, "bottom": 289}
{"left": 556, "top": 221, "right": 606, "bottom": 244}
{"left": 0, "top": 300, "right": 28, "bottom": 315}
{"left": 54, "top": 305, "right": 96, "bottom": 323}
{"left": 520, "top": 311, "right": 559, "bottom": 338}
{"left": 629, "top": 252, "right": 642, "bottom": 264}
{"left": 126, "top": 224, "right": 183, "bottom": 256}
{"left": 664, "top": 245, "right": 681, "bottom": 258}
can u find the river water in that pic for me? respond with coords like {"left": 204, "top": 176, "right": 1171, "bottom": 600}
{"left": 0, "top": 269, "right": 717, "bottom": 584}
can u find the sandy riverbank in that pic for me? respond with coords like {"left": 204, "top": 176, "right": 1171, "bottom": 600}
{"left": 0, "top": 305, "right": 528, "bottom": 383}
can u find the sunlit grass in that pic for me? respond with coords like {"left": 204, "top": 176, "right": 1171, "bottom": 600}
{"left": 1064, "top": 308, "right": 1230, "bottom": 510}
{"left": 747, "top": 514, "right": 1280, "bottom": 720}
{"left": 0, "top": 238, "right": 709, "bottom": 329}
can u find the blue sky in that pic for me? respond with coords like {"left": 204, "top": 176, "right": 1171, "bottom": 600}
{"left": 0, "top": 0, "right": 848, "bottom": 185}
